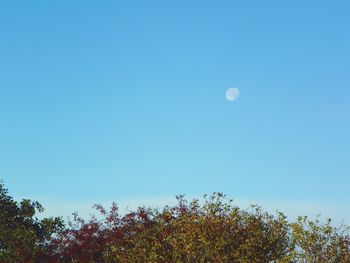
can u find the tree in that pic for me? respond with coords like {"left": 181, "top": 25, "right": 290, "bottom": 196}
{"left": 52, "top": 193, "right": 350, "bottom": 263}
{"left": 53, "top": 193, "right": 291, "bottom": 262}
{"left": 0, "top": 181, "right": 64, "bottom": 263}
{"left": 1, "top": 181, "right": 350, "bottom": 262}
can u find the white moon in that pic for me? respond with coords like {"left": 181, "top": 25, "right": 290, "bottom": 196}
{"left": 226, "top": 87, "right": 240, "bottom": 101}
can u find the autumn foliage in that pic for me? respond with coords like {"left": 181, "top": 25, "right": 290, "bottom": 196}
{"left": 1, "top": 182, "right": 350, "bottom": 262}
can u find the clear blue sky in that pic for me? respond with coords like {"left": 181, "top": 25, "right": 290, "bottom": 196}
{"left": 1, "top": 1, "right": 349, "bottom": 221}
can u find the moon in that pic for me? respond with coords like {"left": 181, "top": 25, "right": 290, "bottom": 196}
{"left": 226, "top": 87, "right": 240, "bottom": 101}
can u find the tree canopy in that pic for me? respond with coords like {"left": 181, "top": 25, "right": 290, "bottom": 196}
{"left": 0, "top": 182, "right": 64, "bottom": 262}
{"left": 0, "top": 182, "right": 349, "bottom": 262}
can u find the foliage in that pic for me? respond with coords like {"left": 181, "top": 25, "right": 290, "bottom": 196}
{"left": 1, "top": 181, "right": 349, "bottom": 262}
{"left": 288, "top": 216, "right": 350, "bottom": 262}
{"left": 0, "top": 182, "right": 64, "bottom": 263}
{"left": 51, "top": 193, "right": 350, "bottom": 263}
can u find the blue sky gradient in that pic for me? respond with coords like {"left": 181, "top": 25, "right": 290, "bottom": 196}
{"left": 0, "top": 1, "right": 349, "bottom": 221}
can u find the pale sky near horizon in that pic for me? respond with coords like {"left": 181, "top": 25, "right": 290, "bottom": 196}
{"left": 0, "top": 1, "right": 349, "bottom": 222}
